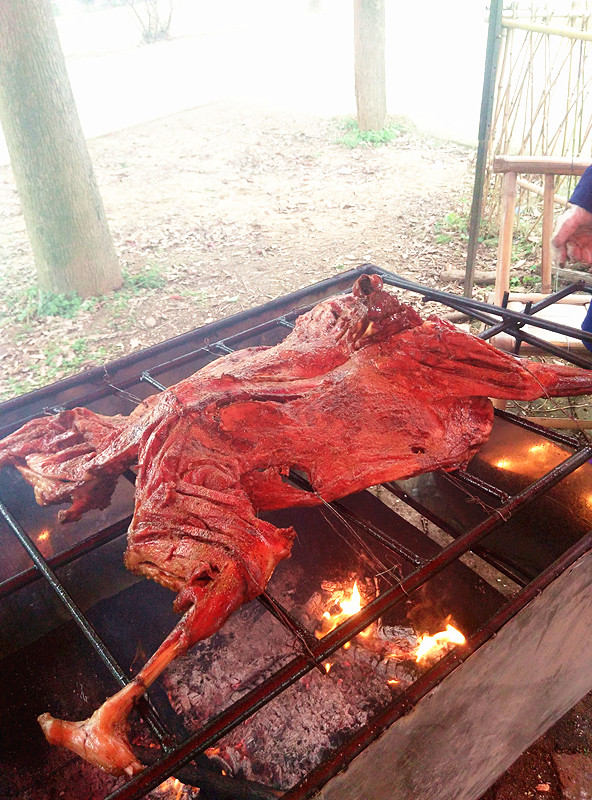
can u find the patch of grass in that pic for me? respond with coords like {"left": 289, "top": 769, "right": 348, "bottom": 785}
{"left": 1, "top": 286, "right": 101, "bottom": 325}
{"left": 433, "top": 208, "right": 498, "bottom": 249}
{"left": 434, "top": 210, "right": 469, "bottom": 244}
{"left": 511, "top": 236, "right": 537, "bottom": 262}
{"left": 123, "top": 264, "right": 167, "bottom": 291}
{"left": 40, "top": 338, "right": 107, "bottom": 383}
{"left": 509, "top": 267, "right": 540, "bottom": 291}
{"left": 7, "top": 287, "right": 84, "bottom": 323}
{"left": 336, "top": 118, "right": 401, "bottom": 148}
{"left": 1, "top": 376, "right": 35, "bottom": 401}
{"left": 180, "top": 288, "right": 208, "bottom": 302}
{"left": 1, "top": 338, "right": 110, "bottom": 401}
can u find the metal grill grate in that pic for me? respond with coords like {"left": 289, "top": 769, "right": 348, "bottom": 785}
{"left": 2, "top": 266, "right": 592, "bottom": 800}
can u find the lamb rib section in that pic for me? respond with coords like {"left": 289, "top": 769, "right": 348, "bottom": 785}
{"left": 2, "top": 272, "right": 592, "bottom": 779}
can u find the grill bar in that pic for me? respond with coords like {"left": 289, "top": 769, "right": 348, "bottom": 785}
{"left": 323, "top": 500, "right": 426, "bottom": 567}
{"left": 102, "top": 445, "right": 592, "bottom": 800}
{"left": 493, "top": 407, "right": 582, "bottom": 449}
{"left": 505, "top": 327, "right": 592, "bottom": 368}
{"left": 377, "top": 268, "right": 592, "bottom": 347}
{"left": 477, "top": 280, "right": 590, "bottom": 341}
{"left": 438, "top": 468, "right": 511, "bottom": 504}
{"left": 382, "top": 479, "right": 531, "bottom": 589}
{"left": 0, "top": 500, "right": 129, "bottom": 685}
{"left": 0, "top": 515, "right": 132, "bottom": 600}
{"left": 0, "top": 499, "right": 172, "bottom": 745}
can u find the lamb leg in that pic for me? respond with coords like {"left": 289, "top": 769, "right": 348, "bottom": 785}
{"left": 38, "top": 560, "right": 248, "bottom": 776}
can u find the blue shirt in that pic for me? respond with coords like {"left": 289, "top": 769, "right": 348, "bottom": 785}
{"left": 569, "top": 164, "right": 592, "bottom": 213}
{"left": 570, "top": 165, "right": 592, "bottom": 350}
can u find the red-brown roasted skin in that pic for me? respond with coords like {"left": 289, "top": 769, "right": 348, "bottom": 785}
{"left": 2, "top": 273, "right": 592, "bottom": 777}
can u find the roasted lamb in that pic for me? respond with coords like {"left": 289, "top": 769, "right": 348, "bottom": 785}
{"left": 2, "top": 273, "right": 592, "bottom": 777}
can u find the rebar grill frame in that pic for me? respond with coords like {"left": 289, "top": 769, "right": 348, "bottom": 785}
{"left": 2, "top": 264, "right": 592, "bottom": 800}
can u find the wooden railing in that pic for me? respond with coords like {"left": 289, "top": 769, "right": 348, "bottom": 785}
{"left": 491, "top": 156, "right": 591, "bottom": 305}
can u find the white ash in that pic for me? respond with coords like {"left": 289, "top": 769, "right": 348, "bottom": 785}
{"left": 163, "top": 590, "right": 420, "bottom": 792}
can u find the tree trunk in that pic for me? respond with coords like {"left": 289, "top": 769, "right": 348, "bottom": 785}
{"left": 354, "top": 0, "right": 386, "bottom": 132}
{"left": 0, "top": 0, "right": 122, "bottom": 298}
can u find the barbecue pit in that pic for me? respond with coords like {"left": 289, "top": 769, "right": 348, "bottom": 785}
{"left": 2, "top": 265, "right": 592, "bottom": 800}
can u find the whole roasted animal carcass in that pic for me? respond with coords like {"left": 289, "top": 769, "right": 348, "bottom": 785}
{"left": 2, "top": 273, "right": 592, "bottom": 777}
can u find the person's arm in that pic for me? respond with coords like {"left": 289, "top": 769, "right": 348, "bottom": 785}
{"left": 551, "top": 165, "right": 592, "bottom": 266}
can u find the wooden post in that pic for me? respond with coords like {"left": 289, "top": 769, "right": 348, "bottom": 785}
{"left": 494, "top": 171, "right": 517, "bottom": 306}
{"left": 541, "top": 173, "right": 555, "bottom": 293}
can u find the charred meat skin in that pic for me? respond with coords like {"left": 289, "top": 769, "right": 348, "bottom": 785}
{"left": 2, "top": 273, "right": 592, "bottom": 776}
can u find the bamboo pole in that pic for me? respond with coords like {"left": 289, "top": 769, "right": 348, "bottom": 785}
{"left": 485, "top": 8, "right": 592, "bottom": 298}
{"left": 503, "top": 19, "right": 592, "bottom": 42}
{"left": 516, "top": 177, "right": 568, "bottom": 206}
{"left": 541, "top": 173, "right": 555, "bottom": 293}
{"left": 494, "top": 171, "right": 517, "bottom": 306}
{"left": 492, "top": 155, "right": 590, "bottom": 174}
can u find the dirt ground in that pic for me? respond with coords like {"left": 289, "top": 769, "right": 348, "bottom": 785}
{"left": 0, "top": 101, "right": 591, "bottom": 798}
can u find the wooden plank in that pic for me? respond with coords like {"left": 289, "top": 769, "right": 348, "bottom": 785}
{"left": 442, "top": 268, "right": 496, "bottom": 286}
{"left": 492, "top": 155, "right": 590, "bottom": 176}
{"left": 557, "top": 266, "right": 592, "bottom": 286}
{"left": 499, "top": 292, "right": 589, "bottom": 304}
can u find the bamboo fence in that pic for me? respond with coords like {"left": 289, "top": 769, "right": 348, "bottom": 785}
{"left": 486, "top": 2, "right": 592, "bottom": 246}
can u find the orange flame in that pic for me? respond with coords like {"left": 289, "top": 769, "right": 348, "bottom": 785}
{"left": 324, "top": 661, "right": 332, "bottom": 673}
{"left": 315, "top": 581, "right": 364, "bottom": 639}
{"left": 339, "top": 581, "right": 362, "bottom": 615}
{"left": 415, "top": 624, "right": 465, "bottom": 662}
{"left": 37, "top": 529, "right": 50, "bottom": 542}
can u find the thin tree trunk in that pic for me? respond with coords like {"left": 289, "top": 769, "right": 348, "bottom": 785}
{"left": 0, "top": 0, "right": 122, "bottom": 298}
{"left": 354, "top": 0, "right": 386, "bottom": 131}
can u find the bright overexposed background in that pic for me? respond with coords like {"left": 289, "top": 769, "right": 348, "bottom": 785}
{"left": 0, "top": 0, "right": 489, "bottom": 165}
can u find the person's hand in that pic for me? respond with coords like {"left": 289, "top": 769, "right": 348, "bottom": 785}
{"left": 551, "top": 204, "right": 592, "bottom": 266}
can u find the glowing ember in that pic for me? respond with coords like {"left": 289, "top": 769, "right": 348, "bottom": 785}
{"left": 154, "top": 777, "right": 185, "bottom": 800}
{"left": 415, "top": 624, "right": 465, "bottom": 662}
{"left": 494, "top": 458, "right": 512, "bottom": 470}
{"left": 37, "top": 529, "right": 50, "bottom": 542}
{"left": 387, "top": 679, "right": 399, "bottom": 686}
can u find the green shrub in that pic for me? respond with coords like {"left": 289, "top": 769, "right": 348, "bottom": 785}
{"left": 336, "top": 118, "right": 401, "bottom": 148}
